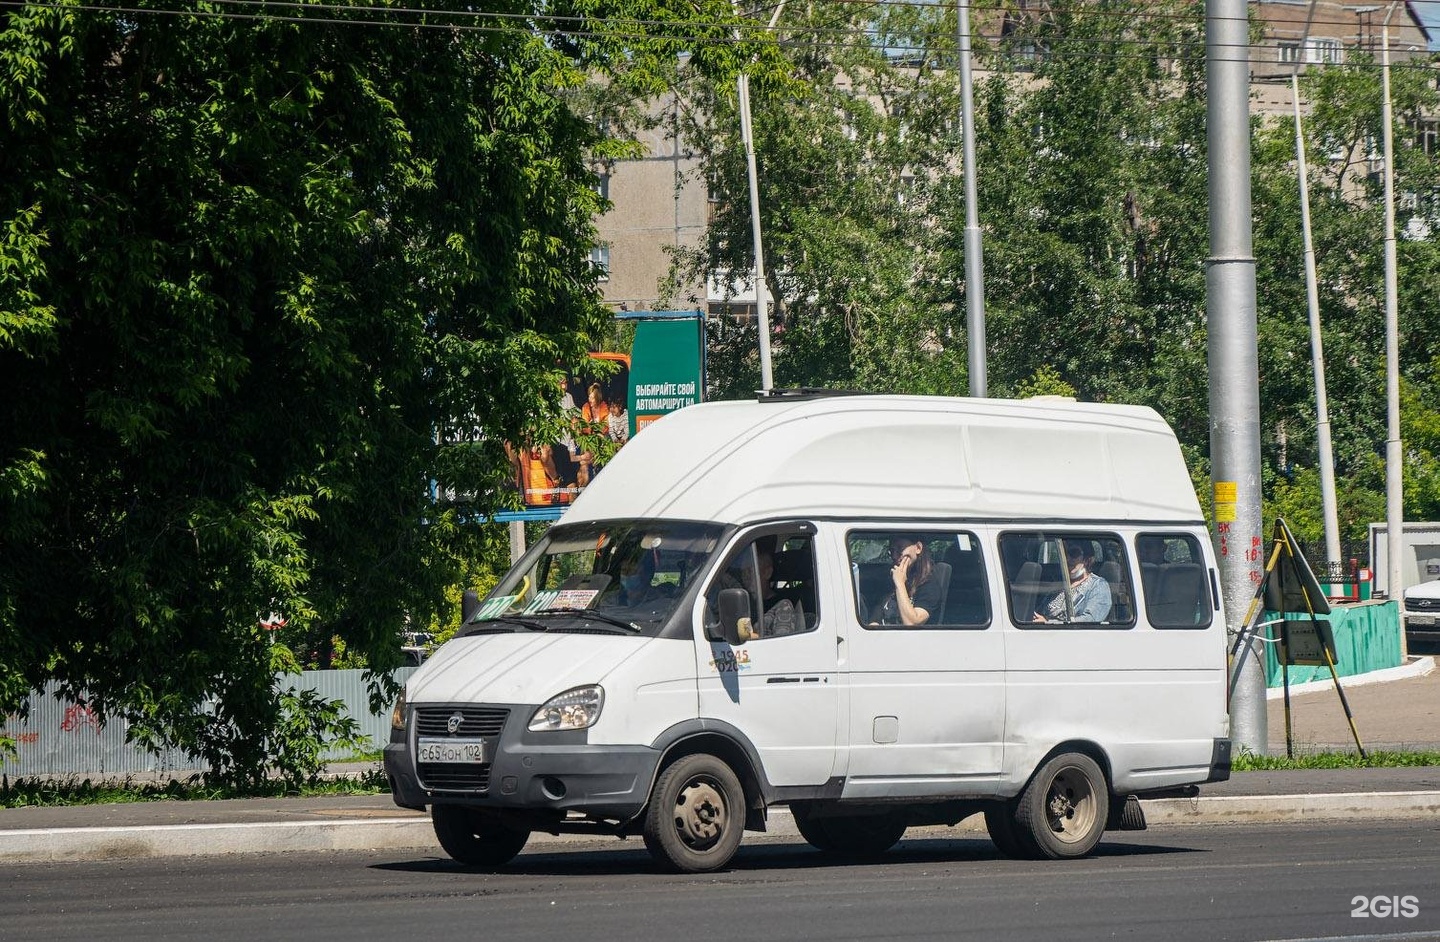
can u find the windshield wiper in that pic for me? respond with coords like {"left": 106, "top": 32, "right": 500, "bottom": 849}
{"left": 459, "top": 614, "right": 549, "bottom": 635}
{"left": 531, "top": 608, "right": 643, "bottom": 633}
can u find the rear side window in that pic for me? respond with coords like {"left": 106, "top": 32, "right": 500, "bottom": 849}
{"left": 1000, "top": 532, "right": 1135, "bottom": 627}
{"left": 846, "top": 531, "right": 990, "bottom": 629}
{"left": 1136, "top": 534, "right": 1213, "bottom": 629}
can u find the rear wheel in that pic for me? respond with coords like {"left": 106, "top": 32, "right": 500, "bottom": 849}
{"left": 643, "top": 753, "right": 746, "bottom": 873}
{"left": 1014, "top": 752, "right": 1109, "bottom": 859}
{"left": 431, "top": 805, "right": 530, "bottom": 868}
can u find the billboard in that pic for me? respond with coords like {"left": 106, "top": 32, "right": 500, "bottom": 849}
{"left": 628, "top": 316, "right": 705, "bottom": 436}
{"left": 506, "top": 314, "right": 705, "bottom": 511}
{"left": 509, "top": 353, "right": 630, "bottom": 508}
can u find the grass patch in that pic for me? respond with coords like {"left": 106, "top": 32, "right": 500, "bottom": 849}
{"left": 0, "top": 767, "right": 391, "bottom": 808}
{"left": 1233, "top": 749, "right": 1440, "bottom": 771}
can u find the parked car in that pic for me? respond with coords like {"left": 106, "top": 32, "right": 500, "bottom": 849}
{"left": 1403, "top": 579, "right": 1440, "bottom": 653}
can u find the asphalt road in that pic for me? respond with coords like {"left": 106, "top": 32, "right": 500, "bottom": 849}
{"left": 4, "top": 821, "right": 1440, "bottom": 942}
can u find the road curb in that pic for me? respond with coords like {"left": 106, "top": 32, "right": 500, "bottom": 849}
{"left": 3, "top": 793, "right": 1439, "bottom": 863}
{"left": 1142, "top": 790, "right": 1440, "bottom": 824}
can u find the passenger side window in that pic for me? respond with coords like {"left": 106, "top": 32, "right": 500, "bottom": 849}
{"left": 1137, "top": 534, "right": 1213, "bottom": 629}
{"left": 704, "top": 531, "right": 819, "bottom": 639}
{"left": 846, "top": 531, "right": 990, "bottom": 629}
{"left": 1001, "top": 532, "right": 1134, "bottom": 627}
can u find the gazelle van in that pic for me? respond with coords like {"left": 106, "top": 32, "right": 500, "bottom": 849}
{"left": 385, "top": 393, "right": 1231, "bottom": 872}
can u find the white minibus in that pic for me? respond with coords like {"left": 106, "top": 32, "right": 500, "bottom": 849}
{"left": 385, "top": 393, "right": 1231, "bottom": 872}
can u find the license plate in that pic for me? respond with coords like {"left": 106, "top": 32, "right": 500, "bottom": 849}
{"left": 417, "top": 738, "right": 487, "bottom": 763}
{"left": 1407, "top": 613, "right": 1436, "bottom": 627}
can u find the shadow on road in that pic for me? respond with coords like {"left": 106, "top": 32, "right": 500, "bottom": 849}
{"left": 371, "top": 834, "right": 1199, "bottom": 878}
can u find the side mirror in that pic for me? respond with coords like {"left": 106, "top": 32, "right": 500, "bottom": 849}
{"left": 716, "top": 587, "right": 756, "bottom": 645}
{"left": 461, "top": 589, "right": 480, "bottom": 623}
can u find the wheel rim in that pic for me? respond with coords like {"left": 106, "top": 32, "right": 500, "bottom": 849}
{"left": 1044, "top": 766, "right": 1098, "bottom": 844}
{"left": 672, "top": 776, "right": 728, "bottom": 850}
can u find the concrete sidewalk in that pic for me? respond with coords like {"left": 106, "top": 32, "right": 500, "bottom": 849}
{"left": 3, "top": 657, "right": 1438, "bottom": 864}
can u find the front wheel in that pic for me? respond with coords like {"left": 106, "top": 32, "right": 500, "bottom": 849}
{"left": 431, "top": 805, "right": 530, "bottom": 869}
{"left": 643, "top": 753, "right": 746, "bottom": 873}
{"left": 1014, "top": 752, "right": 1109, "bottom": 859}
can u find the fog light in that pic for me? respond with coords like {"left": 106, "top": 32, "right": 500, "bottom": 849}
{"left": 540, "top": 776, "right": 567, "bottom": 800}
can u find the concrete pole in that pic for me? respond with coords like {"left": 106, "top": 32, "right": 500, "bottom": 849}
{"left": 1380, "top": 12, "right": 1408, "bottom": 655}
{"left": 1291, "top": 76, "right": 1343, "bottom": 572}
{"left": 1206, "top": 0, "right": 1267, "bottom": 753}
{"left": 958, "top": 0, "right": 987, "bottom": 397}
{"left": 508, "top": 520, "right": 526, "bottom": 566}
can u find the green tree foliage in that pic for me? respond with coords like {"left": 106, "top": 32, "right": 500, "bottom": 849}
{"left": 668, "top": 0, "right": 968, "bottom": 395}
{"left": 683, "top": 0, "right": 1439, "bottom": 566}
{"left": 0, "top": 0, "right": 759, "bottom": 781}
{"left": 1253, "top": 54, "right": 1440, "bottom": 544}
{"left": 945, "top": 0, "right": 1213, "bottom": 446}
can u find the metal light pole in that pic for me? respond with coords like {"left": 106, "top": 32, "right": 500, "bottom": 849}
{"left": 737, "top": 74, "right": 774, "bottom": 391}
{"left": 1206, "top": 0, "right": 1267, "bottom": 753}
{"left": 1380, "top": 6, "right": 1407, "bottom": 654}
{"left": 735, "top": 2, "right": 786, "bottom": 392}
{"left": 1290, "top": 73, "right": 1343, "bottom": 572}
{"left": 958, "top": 0, "right": 987, "bottom": 397}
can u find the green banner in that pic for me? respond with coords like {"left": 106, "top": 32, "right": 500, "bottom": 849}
{"left": 627, "top": 317, "right": 704, "bottom": 437}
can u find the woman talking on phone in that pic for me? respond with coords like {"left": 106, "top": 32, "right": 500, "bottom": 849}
{"left": 870, "top": 536, "right": 940, "bottom": 626}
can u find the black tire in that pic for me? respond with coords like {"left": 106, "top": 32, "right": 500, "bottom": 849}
{"left": 1014, "top": 752, "right": 1109, "bottom": 859}
{"left": 431, "top": 805, "right": 530, "bottom": 868}
{"left": 817, "top": 813, "right": 906, "bottom": 857}
{"left": 792, "top": 805, "right": 840, "bottom": 852}
{"left": 984, "top": 801, "right": 1034, "bottom": 859}
{"left": 643, "top": 753, "right": 746, "bottom": 873}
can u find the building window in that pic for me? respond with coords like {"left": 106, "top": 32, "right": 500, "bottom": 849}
{"left": 590, "top": 245, "right": 610, "bottom": 282}
{"left": 595, "top": 173, "right": 610, "bottom": 202}
{"left": 1277, "top": 42, "right": 1300, "bottom": 64}
{"left": 1306, "top": 37, "right": 1343, "bottom": 64}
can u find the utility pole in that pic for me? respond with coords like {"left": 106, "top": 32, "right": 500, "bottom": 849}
{"left": 1206, "top": 0, "right": 1267, "bottom": 753}
{"left": 1288, "top": 0, "right": 1342, "bottom": 577}
{"left": 1380, "top": 4, "right": 1407, "bottom": 655}
{"left": 1292, "top": 75, "right": 1343, "bottom": 576}
{"left": 958, "top": 0, "right": 987, "bottom": 397}
{"left": 737, "top": 74, "right": 773, "bottom": 391}
{"left": 735, "top": 2, "right": 786, "bottom": 392}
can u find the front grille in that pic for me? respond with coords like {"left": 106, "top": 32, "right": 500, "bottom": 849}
{"left": 415, "top": 707, "right": 509, "bottom": 737}
{"left": 1407, "top": 597, "right": 1439, "bottom": 612}
{"left": 417, "top": 763, "right": 492, "bottom": 792}
{"left": 413, "top": 707, "right": 507, "bottom": 793}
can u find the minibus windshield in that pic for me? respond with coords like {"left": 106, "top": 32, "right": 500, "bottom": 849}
{"left": 466, "top": 521, "right": 724, "bottom": 634}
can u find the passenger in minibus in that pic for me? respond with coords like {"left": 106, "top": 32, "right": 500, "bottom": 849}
{"left": 870, "top": 537, "right": 940, "bottom": 626}
{"left": 1034, "top": 542, "right": 1112, "bottom": 623}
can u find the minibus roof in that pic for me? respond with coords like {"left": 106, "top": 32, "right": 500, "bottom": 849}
{"left": 562, "top": 395, "right": 1203, "bottom": 526}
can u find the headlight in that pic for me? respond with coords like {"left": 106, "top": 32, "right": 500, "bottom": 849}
{"left": 390, "top": 688, "right": 407, "bottom": 730}
{"left": 528, "top": 685, "right": 604, "bottom": 732}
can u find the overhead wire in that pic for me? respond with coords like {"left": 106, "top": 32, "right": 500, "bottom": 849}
{"left": 0, "top": 0, "right": 1434, "bottom": 73}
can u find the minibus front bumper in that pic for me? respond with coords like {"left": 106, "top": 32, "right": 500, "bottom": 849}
{"left": 385, "top": 703, "right": 662, "bottom": 821}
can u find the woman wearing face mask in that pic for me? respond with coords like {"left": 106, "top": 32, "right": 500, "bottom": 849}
{"left": 617, "top": 547, "right": 658, "bottom": 606}
{"left": 870, "top": 536, "right": 940, "bottom": 626}
{"left": 1034, "top": 542, "right": 1112, "bottom": 624}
